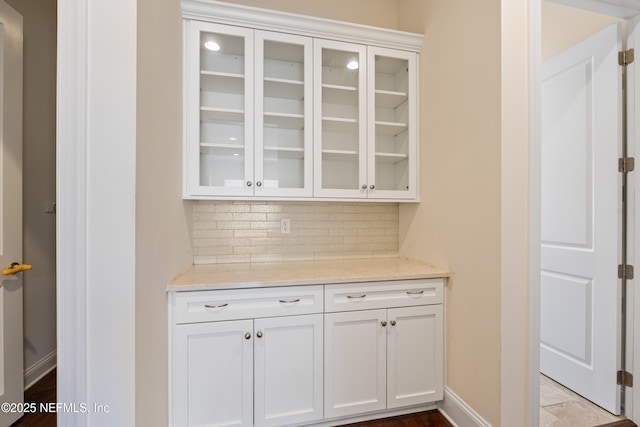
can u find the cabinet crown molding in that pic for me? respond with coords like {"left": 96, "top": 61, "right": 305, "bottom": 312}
{"left": 181, "top": 0, "right": 424, "bottom": 52}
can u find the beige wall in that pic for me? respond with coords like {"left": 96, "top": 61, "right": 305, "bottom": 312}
{"left": 218, "top": 0, "right": 399, "bottom": 29}
{"left": 397, "top": 0, "right": 503, "bottom": 425}
{"left": 136, "top": 0, "right": 194, "bottom": 425}
{"left": 6, "top": 0, "right": 57, "bottom": 383}
{"left": 542, "top": 1, "right": 625, "bottom": 61}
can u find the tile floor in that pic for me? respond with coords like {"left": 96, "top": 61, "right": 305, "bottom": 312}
{"left": 540, "top": 374, "right": 626, "bottom": 426}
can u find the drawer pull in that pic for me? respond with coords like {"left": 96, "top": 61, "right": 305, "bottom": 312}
{"left": 347, "top": 294, "right": 366, "bottom": 300}
{"left": 381, "top": 321, "right": 387, "bottom": 327}
{"left": 245, "top": 332, "right": 251, "bottom": 340}
{"left": 406, "top": 290, "right": 424, "bottom": 296}
{"left": 204, "top": 303, "right": 229, "bottom": 309}
{"left": 279, "top": 298, "right": 301, "bottom": 304}
{"left": 390, "top": 320, "right": 396, "bottom": 326}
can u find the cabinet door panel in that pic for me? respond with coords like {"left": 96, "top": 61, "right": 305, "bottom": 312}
{"left": 387, "top": 305, "right": 443, "bottom": 408}
{"left": 255, "top": 31, "right": 313, "bottom": 197}
{"left": 314, "top": 39, "right": 367, "bottom": 198}
{"left": 174, "top": 320, "right": 253, "bottom": 427}
{"left": 367, "top": 46, "right": 417, "bottom": 200}
{"left": 185, "top": 21, "right": 254, "bottom": 197}
{"left": 324, "top": 310, "right": 386, "bottom": 418}
{"left": 254, "top": 314, "right": 323, "bottom": 427}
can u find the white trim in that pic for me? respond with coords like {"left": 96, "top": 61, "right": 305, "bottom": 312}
{"left": 439, "top": 388, "right": 492, "bottom": 427}
{"left": 24, "top": 350, "right": 56, "bottom": 391}
{"left": 500, "top": 0, "right": 531, "bottom": 424}
{"left": 529, "top": 0, "right": 542, "bottom": 426}
{"left": 630, "top": 13, "right": 640, "bottom": 424}
{"left": 181, "top": 0, "right": 423, "bottom": 52}
{"left": 56, "top": 0, "right": 88, "bottom": 425}
{"left": 57, "top": 0, "right": 136, "bottom": 426}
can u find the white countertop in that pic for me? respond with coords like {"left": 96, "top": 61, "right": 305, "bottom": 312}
{"left": 168, "top": 257, "right": 449, "bottom": 291}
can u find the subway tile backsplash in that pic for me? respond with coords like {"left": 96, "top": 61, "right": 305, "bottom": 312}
{"left": 193, "top": 201, "right": 399, "bottom": 264}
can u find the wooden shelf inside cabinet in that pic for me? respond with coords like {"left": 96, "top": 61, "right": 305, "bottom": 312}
{"left": 200, "top": 143, "right": 245, "bottom": 155}
{"left": 201, "top": 71, "right": 245, "bottom": 93}
{"left": 375, "top": 121, "right": 407, "bottom": 136}
{"left": 264, "top": 78, "right": 304, "bottom": 100}
{"left": 264, "top": 112, "right": 304, "bottom": 129}
{"left": 322, "top": 84, "right": 358, "bottom": 105}
{"left": 375, "top": 152, "right": 408, "bottom": 163}
{"left": 200, "top": 107, "right": 244, "bottom": 123}
{"left": 375, "top": 90, "right": 408, "bottom": 109}
{"left": 263, "top": 146, "right": 305, "bottom": 160}
{"left": 322, "top": 116, "right": 358, "bottom": 133}
{"left": 322, "top": 149, "right": 358, "bottom": 162}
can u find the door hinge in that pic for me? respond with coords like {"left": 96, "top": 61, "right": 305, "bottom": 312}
{"left": 619, "top": 49, "right": 635, "bottom": 66}
{"left": 618, "top": 370, "right": 634, "bottom": 387}
{"left": 619, "top": 157, "right": 635, "bottom": 173}
{"left": 619, "top": 264, "right": 635, "bottom": 280}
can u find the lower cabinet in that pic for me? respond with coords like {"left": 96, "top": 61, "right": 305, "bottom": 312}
{"left": 324, "top": 305, "right": 443, "bottom": 418}
{"left": 172, "top": 285, "right": 325, "bottom": 427}
{"left": 170, "top": 279, "right": 444, "bottom": 427}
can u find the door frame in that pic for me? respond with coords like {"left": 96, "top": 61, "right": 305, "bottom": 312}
{"left": 529, "top": 1, "right": 640, "bottom": 425}
{"left": 57, "top": 0, "right": 136, "bottom": 425}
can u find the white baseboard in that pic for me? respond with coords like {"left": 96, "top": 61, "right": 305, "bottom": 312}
{"left": 439, "top": 387, "right": 492, "bottom": 427}
{"left": 24, "top": 349, "right": 57, "bottom": 390}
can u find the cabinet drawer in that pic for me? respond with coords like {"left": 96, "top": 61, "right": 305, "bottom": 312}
{"left": 174, "top": 285, "right": 324, "bottom": 324}
{"left": 324, "top": 279, "right": 443, "bottom": 312}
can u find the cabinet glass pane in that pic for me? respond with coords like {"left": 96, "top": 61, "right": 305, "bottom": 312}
{"left": 199, "top": 31, "right": 247, "bottom": 188}
{"left": 374, "top": 55, "right": 409, "bottom": 192}
{"left": 320, "top": 48, "right": 360, "bottom": 191}
{"left": 261, "top": 40, "right": 305, "bottom": 190}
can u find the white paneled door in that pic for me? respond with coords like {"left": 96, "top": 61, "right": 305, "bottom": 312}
{"left": 0, "top": 2, "right": 23, "bottom": 426}
{"left": 540, "top": 23, "right": 621, "bottom": 414}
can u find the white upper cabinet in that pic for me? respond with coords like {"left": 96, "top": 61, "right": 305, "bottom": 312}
{"left": 182, "top": 0, "right": 423, "bottom": 201}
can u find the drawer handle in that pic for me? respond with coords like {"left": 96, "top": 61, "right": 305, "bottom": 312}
{"left": 204, "top": 303, "right": 229, "bottom": 309}
{"left": 279, "top": 298, "right": 300, "bottom": 304}
{"left": 347, "top": 294, "right": 366, "bottom": 300}
{"left": 406, "top": 290, "right": 424, "bottom": 296}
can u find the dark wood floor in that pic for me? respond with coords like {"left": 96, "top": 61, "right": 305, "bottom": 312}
{"left": 10, "top": 369, "right": 56, "bottom": 427}
{"left": 341, "top": 411, "right": 452, "bottom": 427}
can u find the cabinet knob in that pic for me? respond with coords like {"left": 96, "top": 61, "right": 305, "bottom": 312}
{"left": 256, "top": 181, "right": 262, "bottom": 187}
{"left": 246, "top": 181, "right": 252, "bottom": 187}
{"left": 390, "top": 320, "right": 396, "bottom": 326}
{"left": 256, "top": 331, "right": 263, "bottom": 338}
{"left": 381, "top": 321, "right": 387, "bottom": 327}
{"left": 362, "top": 184, "right": 368, "bottom": 190}
{"left": 369, "top": 184, "right": 375, "bottom": 190}
{"left": 244, "top": 332, "right": 251, "bottom": 340}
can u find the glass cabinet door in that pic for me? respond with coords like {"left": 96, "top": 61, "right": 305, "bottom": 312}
{"left": 255, "top": 31, "right": 313, "bottom": 197}
{"left": 185, "top": 21, "right": 254, "bottom": 196}
{"left": 314, "top": 39, "right": 367, "bottom": 198}
{"left": 367, "top": 47, "right": 417, "bottom": 199}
